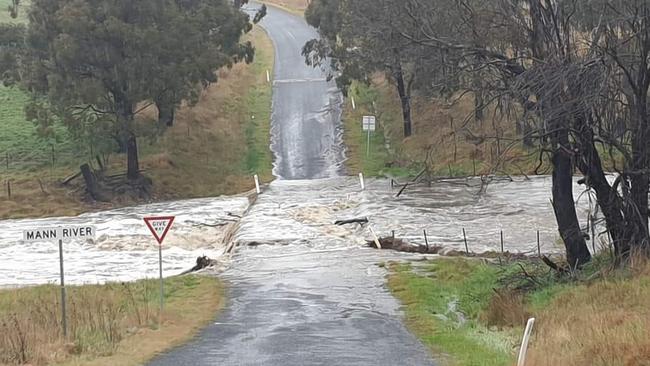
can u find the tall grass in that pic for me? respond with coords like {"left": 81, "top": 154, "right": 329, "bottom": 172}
{"left": 526, "top": 258, "right": 650, "bottom": 366}
{"left": 0, "top": 277, "right": 204, "bottom": 365}
{"left": 389, "top": 257, "right": 650, "bottom": 366}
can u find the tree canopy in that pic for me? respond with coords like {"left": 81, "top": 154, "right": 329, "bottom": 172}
{"left": 306, "top": 0, "right": 650, "bottom": 267}
{"left": 21, "top": 0, "right": 262, "bottom": 181}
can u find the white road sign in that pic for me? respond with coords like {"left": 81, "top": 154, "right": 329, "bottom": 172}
{"left": 362, "top": 115, "right": 376, "bottom": 131}
{"left": 144, "top": 216, "right": 175, "bottom": 245}
{"left": 23, "top": 226, "right": 96, "bottom": 242}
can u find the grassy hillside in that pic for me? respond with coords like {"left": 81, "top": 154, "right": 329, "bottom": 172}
{"left": 343, "top": 77, "right": 545, "bottom": 178}
{"left": 0, "top": 26, "right": 274, "bottom": 219}
{"left": 389, "top": 256, "right": 650, "bottom": 365}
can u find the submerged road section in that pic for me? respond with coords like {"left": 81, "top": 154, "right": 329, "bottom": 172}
{"left": 258, "top": 3, "right": 345, "bottom": 179}
{"left": 148, "top": 179, "right": 437, "bottom": 366}
{"left": 149, "top": 5, "right": 436, "bottom": 366}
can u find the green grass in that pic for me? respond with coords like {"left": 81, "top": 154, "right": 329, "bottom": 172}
{"left": 388, "top": 259, "right": 517, "bottom": 365}
{"left": 387, "top": 255, "right": 650, "bottom": 366}
{"left": 343, "top": 82, "right": 420, "bottom": 177}
{"left": 243, "top": 28, "right": 274, "bottom": 181}
{"left": 0, "top": 85, "right": 79, "bottom": 172}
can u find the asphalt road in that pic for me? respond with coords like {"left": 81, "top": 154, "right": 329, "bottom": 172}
{"left": 147, "top": 6, "right": 435, "bottom": 366}
{"left": 148, "top": 179, "right": 437, "bottom": 366}
{"left": 257, "top": 3, "right": 345, "bottom": 179}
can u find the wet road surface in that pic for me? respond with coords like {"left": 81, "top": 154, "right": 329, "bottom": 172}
{"left": 254, "top": 3, "right": 345, "bottom": 179}
{"left": 149, "top": 179, "right": 438, "bottom": 366}
{"left": 148, "top": 177, "right": 596, "bottom": 365}
{"left": 0, "top": 2, "right": 603, "bottom": 365}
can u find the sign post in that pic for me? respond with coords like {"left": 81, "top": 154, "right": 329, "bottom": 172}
{"left": 23, "top": 226, "right": 96, "bottom": 338}
{"left": 143, "top": 216, "right": 175, "bottom": 326}
{"left": 362, "top": 116, "right": 376, "bottom": 157}
{"left": 58, "top": 238, "right": 66, "bottom": 337}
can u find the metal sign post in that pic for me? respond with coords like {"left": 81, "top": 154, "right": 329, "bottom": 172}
{"left": 23, "top": 226, "right": 96, "bottom": 338}
{"left": 58, "top": 238, "right": 66, "bottom": 337}
{"left": 143, "top": 216, "right": 175, "bottom": 327}
{"left": 362, "top": 116, "right": 376, "bottom": 157}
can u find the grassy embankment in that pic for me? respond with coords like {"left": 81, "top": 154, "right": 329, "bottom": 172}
{"left": 388, "top": 256, "right": 650, "bottom": 366}
{"left": 0, "top": 24, "right": 274, "bottom": 219}
{"left": 0, "top": 276, "right": 224, "bottom": 366}
{"left": 343, "top": 78, "right": 545, "bottom": 178}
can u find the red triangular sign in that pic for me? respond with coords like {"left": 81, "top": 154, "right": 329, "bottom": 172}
{"left": 144, "top": 216, "right": 175, "bottom": 245}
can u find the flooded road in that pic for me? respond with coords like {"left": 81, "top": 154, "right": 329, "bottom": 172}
{"left": 0, "top": 2, "right": 601, "bottom": 365}
{"left": 148, "top": 176, "right": 594, "bottom": 365}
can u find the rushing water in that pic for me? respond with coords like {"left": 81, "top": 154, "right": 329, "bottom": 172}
{"left": 0, "top": 175, "right": 599, "bottom": 287}
{"left": 148, "top": 175, "right": 600, "bottom": 365}
{"left": 0, "top": 195, "right": 249, "bottom": 286}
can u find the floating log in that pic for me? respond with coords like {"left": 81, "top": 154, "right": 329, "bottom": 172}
{"left": 180, "top": 256, "right": 216, "bottom": 275}
{"left": 334, "top": 217, "right": 369, "bottom": 226}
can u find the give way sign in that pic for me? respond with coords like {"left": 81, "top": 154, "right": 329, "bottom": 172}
{"left": 144, "top": 216, "right": 175, "bottom": 245}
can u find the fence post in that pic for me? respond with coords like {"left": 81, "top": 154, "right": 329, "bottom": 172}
{"left": 537, "top": 230, "right": 541, "bottom": 257}
{"left": 253, "top": 174, "right": 261, "bottom": 194}
{"left": 462, "top": 228, "right": 469, "bottom": 254}
{"left": 500, "top": 230, "right": 504, "bottom": 254}
{"left": 517, "top": 318, "right": 536, "bottom": 366}
{"left": 423, "top": 229, "right": 429, "bottom": 251}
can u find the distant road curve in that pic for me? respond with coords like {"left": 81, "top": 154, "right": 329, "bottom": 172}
{"left": 255, "top": 2, "right": 346, "bottom": 180}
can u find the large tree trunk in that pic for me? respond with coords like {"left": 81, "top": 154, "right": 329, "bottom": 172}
{"left": 573, "top": 114, "right": 628, "bottom": 257}
{"left": 393, "top": 62, "right": 413, "bottom": 138}
{"left": 156, "top": 96, "right": 175, "bottom": 127}
{"left": 115, "top": 93, "right": 140, "bottom": 180}
{"left": 551, "top": 127, "right": 591, "bottom": 268}
{"left": 126, "top": 134, "right": 140, "bottom": 180}
{"left": 628, "top": 135, "right": 650, "bottom": 251}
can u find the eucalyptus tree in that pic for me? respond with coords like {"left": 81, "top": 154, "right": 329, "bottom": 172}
{"left": 304, "top": 0, "right": 422, "bottom": 137}
{"left": 23, "top": 0, "right": 258, "bottom": 180}
{"left": 0, "top": 23, "right": 24, "bottom": 86}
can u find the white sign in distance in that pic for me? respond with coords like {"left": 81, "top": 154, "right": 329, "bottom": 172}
{"left": 362, "top": 115, "right": 376, "bottom": 132}
{"left": 23, "top": 226, "right": 96, "bottom": 242}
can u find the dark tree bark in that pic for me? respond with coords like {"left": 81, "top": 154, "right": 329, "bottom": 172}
{"left": 156, "top": 96, "right": 176, "bottom": 127}
{"left": 80, "top": 163, "right": 100, "bottom": 200}
{"left": 551, "top": 127, "right": 591, "bottom": 268}
{"left": 126, "top": 134, "right": 140, "bottom": 180}
{"left": 393, "top": 62, "right": 412, "bottom": 137}
{"left": 115, "top": 92, "right": 140, "bottom": 180}
{"left": 574, "top": 115, "right": 629, "bottom": 257}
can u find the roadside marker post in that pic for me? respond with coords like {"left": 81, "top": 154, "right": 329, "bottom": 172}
{"left": 22, "top": 225, "right": 97, "bottom": 338}
{"left": 517, "top": 318, "right": 536, "bottom": 366}
{"left": 266, "top": 70, "right": 270, "bottom": 83}
{"left": 351, "top": 95, "right": 356, "bottom": 110}
{"left": 254, "top": 174, "right": 261, "bottom": 194}
{"left": 362, "top": 115, "right": 376, "bottom": 157}
{"left": 143, "top": 216, "right": 175, "bottom": 326}
{"left": 359, "top": 172, "right": 365, "bottom": 191}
